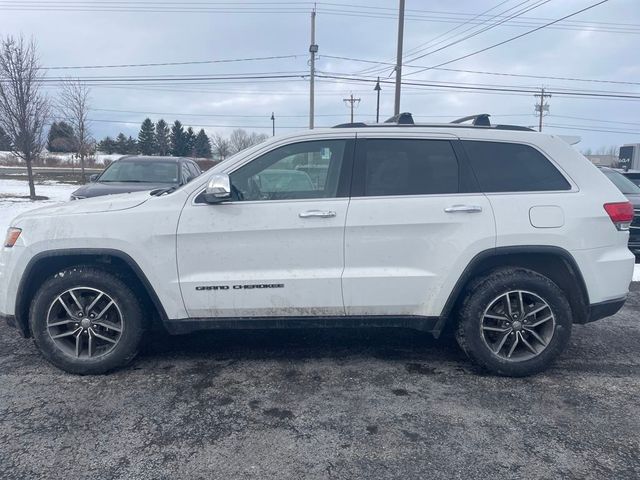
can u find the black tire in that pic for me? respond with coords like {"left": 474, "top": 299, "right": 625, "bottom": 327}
{"left": 29, "top": 267, "right": 144, "bottom": 374}
{"left": 455, "top": 267, "right": 572, "bottom": 377}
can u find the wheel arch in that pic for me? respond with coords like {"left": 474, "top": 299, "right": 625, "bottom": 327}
{"left": 15, "top": 249, "right": 168, "bottom": 338}
{"left": 435, "top": 246, "right": 590, "bottom": 335}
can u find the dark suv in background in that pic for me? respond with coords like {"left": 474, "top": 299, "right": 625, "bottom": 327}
{"left": 71, "top": 156, "right": 202, "bottom": 200}
{"left": 599, "top": 166, "right": 640, "bottom": 256}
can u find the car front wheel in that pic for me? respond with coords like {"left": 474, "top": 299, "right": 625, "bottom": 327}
{"left": 29, "top": 267, "right": 144, "bottom": 374}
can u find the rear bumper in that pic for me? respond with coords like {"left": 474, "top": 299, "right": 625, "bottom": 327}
{"left": 585, "top": 296, "right": 627, "bottom": 323}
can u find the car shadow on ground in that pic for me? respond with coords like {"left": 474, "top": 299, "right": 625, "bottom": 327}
{"left": 138, "top": 325, "right": 470, "bottom": 366}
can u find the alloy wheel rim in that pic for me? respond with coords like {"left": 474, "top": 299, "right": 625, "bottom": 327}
{"left": 481, "top": 290, "right": 555, "bottom": 362}
{"left": 46, "top": 287, "right": 124, "bottom": 359}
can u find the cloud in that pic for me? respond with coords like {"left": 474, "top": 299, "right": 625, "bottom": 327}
{"left": 3, "top": 0, "right": 638, "bottom": 148}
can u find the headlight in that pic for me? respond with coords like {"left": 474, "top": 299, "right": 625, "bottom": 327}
{"left": 4, "top": 228, "right": 22, "bottom": 248}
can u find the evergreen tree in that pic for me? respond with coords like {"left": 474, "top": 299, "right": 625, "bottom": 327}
{"left": 47, "top": 121, "right": 76, "bottom": 152}
{"left": 170, "top": 120, "right": 188, "bottom": 156}
{"left": 125, "top": 136, "right": 138, "bottom": 154}
{"left": 0, "top": 126, "right": 12, "bottom": 151}
{"left": 137, "top": 118, "right": 156, "bottom": 155}
{"left": 185, "top": 126, "right": 196, "bottom": 156}
{"left": 97, "top": 136, "right": 115, "bottom": 154}
{"left": 193, "top": 129, "right": 212, "bottom": 158}
{"left": 155, "top": 119, "right": 170, "bottom": 156}
{"left": 115, "top": 133, "right": 128, "bottom": 154}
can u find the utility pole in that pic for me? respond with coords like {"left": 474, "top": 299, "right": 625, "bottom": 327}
{"left": 309, "top": 7, "right": 318, "bottom": 129}
{"left": 394, "top": 0, "right": 405, "bottom": 116}
{"left": 343, "top": 94, "right": 361, "bottom": 123}
{"left": 534, "top": 87, "right": 551, "bottom": 132}
{"left": 271, "top": 112, "right": 275, "bottom": 136}
{"left": 374, "top": 77, "right": 382, "bottom": 123}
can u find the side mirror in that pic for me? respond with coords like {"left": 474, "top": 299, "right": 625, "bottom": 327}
{"left": 89, "top": 174, "right": 99, "bottom": 182}
{"left": 203, "top": 173, "right": 232, "bottom": 204}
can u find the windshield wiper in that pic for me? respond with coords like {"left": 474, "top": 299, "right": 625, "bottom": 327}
{"left": 150, "top": 186, "right": 178, "bottom": 196}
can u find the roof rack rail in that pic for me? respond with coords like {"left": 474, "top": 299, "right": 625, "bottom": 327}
{"left": 384, "top": 112, "right": 414, "bottom": 125}
{"left": 333, "top": 122, "right": 368, "bottom": 128}
{"left": 331, "top": 112, "right": 534, "bottom": 131}
{"left": 451, "top": 113, "right": 491, "bottom": 126}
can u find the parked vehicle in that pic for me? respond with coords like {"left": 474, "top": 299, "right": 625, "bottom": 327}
{"left": 598, "top": 166, "right": 640, "bottom": 256}
{"left": 1, "top": 113, "right": 634, "bottom": 376}
{"left": 620, "top": 169, "right": 640, "bottom": 187}
{"left": 70, "top": 156, "right": 202, "bottom": 200}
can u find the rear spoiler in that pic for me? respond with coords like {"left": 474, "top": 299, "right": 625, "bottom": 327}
{"left": 557, "top": 135, "right": 581, "bottom": 145}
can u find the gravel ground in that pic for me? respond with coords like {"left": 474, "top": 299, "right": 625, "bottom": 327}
{"left": 1, "top": 286, "right": 639, "bottom": 480}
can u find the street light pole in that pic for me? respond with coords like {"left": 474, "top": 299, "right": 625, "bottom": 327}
{"left": 271, "top": 112, "right": 275, "bottom": 136}
{"left": 374, "top": 77, "right": 382, "bottom": 123}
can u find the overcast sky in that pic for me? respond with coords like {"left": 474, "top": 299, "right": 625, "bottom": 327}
{"left": 3, "top": 0, "right": 640, "bottom": 150}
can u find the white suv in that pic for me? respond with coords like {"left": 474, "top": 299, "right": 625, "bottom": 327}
{"left": 0, "top": 114, "right": 634, "bottom": 376}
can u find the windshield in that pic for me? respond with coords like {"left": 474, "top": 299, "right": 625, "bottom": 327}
{"left": 99, "top": 160, "right": 179, "bottom": 183}
{"left": 602, "top": 168, "right": 640, "bottom": 195}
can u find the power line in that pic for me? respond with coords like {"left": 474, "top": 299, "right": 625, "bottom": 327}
{"left": 315, "top": 73, "right": 640, "bottom": 100}
{"left": 321, "top": 55, "right": 640, "bottom": 87}
{"left": 316, "top": 70, "right": 640, "bottom": 97}
{"left": 90, "top": 107, "right": 348, "bottom": 118}
{"left": 42, "top": 54, "right": 301, "bottom": 70}
{"left": 551, "top": 115, "right": 640, "bottom": 127}
{"left": 355, "top": 0, "right": 520, "bottom": 76}
{"left": 401, "top": 0, "right": 515, "bottom": 59}
{"left": 4, "top": 2, "right": 639, "bottom": 35}
{"left": 403, "top": 0, "right": 553, "bottom": 66}
{"left": 86, "top": 118, "right": 306, "bottom": 129}
{"left": 4, "top": 2, "right": 636, "bottom": 26}
{"left": 5, "top": 73, "right": 308, "bottom": 85}
{"left": 405, "top": 0, "right": 611, "bottom": 75}
{"left": 546, "top": 124, "right": 640, "bottom": 135}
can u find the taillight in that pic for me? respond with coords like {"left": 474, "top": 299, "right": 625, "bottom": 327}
{"left": 604, "top": 202, "right": 634, "bottom": 231}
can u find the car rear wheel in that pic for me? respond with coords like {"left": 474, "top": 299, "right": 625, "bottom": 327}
{"left": 29, "top": 267, "right": 144, "bottom": 374}
{"left": 455, "top": 267, "right": 572, "bottom": 377}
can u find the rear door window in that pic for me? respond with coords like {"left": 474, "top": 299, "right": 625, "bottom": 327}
{"left": 462, "top": 141, "right": 571, "bottom": 192}
{"left": 356, "top": 139, "right": 460, "bottom": 196}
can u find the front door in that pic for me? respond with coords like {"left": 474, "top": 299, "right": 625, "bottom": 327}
{"left": 176, "top": 137, "right": 354, "bottom": 318}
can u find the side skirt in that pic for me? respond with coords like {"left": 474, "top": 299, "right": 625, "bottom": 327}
{"left": 163, "top": 315, "right": 442, "bottom": 336}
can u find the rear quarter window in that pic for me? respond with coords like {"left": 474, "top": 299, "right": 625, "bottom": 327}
{"left": 462, "top": 141, "right": 571, "bottom": 192}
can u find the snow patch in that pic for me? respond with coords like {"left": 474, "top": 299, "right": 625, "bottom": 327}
{"left": 0, "top": 179, "right": 77, "bottom": 233}
{"left": 634, "top": 264, "right": 640, "bottom": 282}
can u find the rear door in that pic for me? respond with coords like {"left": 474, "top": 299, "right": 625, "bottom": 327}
{"left": 342, "top": 134, "right": 495, "bottom": 317}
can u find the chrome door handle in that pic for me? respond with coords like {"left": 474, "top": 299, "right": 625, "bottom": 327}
{"left": 444, "top": 204, "right": 483, "bottom": 213}
{"left": 299, "top": 210, "right": 337, "bottom": 218}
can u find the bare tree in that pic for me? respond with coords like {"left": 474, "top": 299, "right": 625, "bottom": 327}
{"left": 229, "top": 129, "right": 252, "bottom": 154}
{"left": 0, "top": 35, "right": 49, "bottom": 199}
{"left": 59, "top": 78, "right": 92, "bottom": 183}
{"left": 229, "top": 128, "right": 268, "bottom": 154}
{"left": 212, "top": 133, "right": 231, "bottom": 160}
